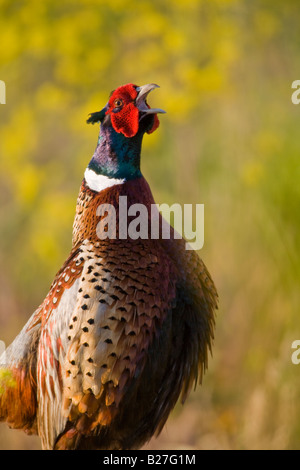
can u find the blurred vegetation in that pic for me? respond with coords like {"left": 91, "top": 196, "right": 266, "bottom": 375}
{"left": 0, "top": 369, "right": 15, "bottom": 395}
{"left": 0, "top": 0, "right": 300, "bottom": 450}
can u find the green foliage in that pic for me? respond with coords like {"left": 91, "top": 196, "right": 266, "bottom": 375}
{"left": 0, "top": 0, "right": 299, "bottom": 450}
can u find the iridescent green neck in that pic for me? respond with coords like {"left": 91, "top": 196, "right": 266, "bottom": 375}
{"left": 88, "top": 124, "right": 143, "bottom": 180}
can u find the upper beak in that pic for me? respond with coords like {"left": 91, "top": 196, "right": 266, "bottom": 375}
{"left": 135, "top": 83, "right": 166, "bottom": 114}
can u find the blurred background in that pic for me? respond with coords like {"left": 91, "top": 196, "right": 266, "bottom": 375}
{"left": 0, "top": 0, "right": 299, "bottom": 450}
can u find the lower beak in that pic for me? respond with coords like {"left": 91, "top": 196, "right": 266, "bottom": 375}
{"left": 135, "top": 84, "right": 166, "bottom": 114}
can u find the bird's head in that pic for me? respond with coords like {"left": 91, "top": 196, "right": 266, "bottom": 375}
{"left": 86, "top": 83, "right": 165, "bottom": 181}
{"left": 87, "top": 83, "right": 166, "bottom": 138}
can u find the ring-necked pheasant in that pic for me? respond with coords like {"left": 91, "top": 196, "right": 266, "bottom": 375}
{"left": 0, "top": 83, "right": 218, "bottom": 450}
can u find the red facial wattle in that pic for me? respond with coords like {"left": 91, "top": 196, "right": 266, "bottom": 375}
{"left": 106, "top": 84, "right": 138, "bottom": 138}
{"left": 110, "top": 101, "right": 139, "bottom": 138}
{"left": 106, "top": 83, "right": 161, "bottom": 138}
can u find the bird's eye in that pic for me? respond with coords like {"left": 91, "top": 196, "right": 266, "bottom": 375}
{"left": 114, "top": 98, "right": 123, "bottom": 108}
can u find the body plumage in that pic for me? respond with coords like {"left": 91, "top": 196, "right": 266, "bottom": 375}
{"left": 0, "top": 83, "right": 218, "bottom": 449}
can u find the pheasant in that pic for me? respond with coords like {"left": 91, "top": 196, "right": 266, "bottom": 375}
{"left": 0, "top": 83, "right": 218, "bottom": 450}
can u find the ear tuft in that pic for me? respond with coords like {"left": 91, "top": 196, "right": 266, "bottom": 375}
{"left": 87, "top": 109, "right": 107, "bottom": 125}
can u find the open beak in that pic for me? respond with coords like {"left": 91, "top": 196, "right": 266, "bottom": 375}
{"left": 135, "top": 84, "right": 166, "bottom": 115}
